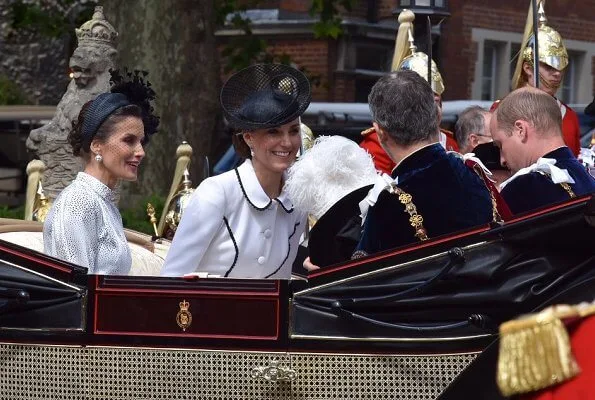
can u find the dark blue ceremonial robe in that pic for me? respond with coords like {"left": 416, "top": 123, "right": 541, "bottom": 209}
{"left": 356, "top": 143, "right": 493, "bottom": 255}
{"left": 501, "top": 147, "right": 595, "bottom": 215}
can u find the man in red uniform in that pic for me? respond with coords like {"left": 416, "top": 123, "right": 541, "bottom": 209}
{"left": 360, "top": 10, "right": 458, "bottom": 175}
{"left": 491, "top": 1, "right": 580, "bottom": 157}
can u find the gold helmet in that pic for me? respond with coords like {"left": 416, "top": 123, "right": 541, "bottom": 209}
{"left": 512, "top": 0, "right": 568, "bottom": 89}
{"left": 391, "top": 9, "right": 445, "bottom": 95}
{"left": 300, "top": 122, "right": 315, "bottom": 153}
{"left": 398, "top": 29, "right": 445, "bottom": 95}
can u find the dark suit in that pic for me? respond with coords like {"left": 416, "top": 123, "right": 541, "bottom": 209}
{"left": 501, "top": 147, "right": 595, "bottom": 215}
{"left": 356, "top": 143, "right": 493, "bottom": 255}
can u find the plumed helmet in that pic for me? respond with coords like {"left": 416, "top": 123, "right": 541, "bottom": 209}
{"left": 521, "top": 2, "right": 568, "bottom": 72}
{"left": 512, "top": 0, "right": 568, "bottom": 89}
{"left": 392, "top": 10, "right": 445, "bottom": 95}
{"left": 398, "top": 29, "right": 446, "bottom": 95}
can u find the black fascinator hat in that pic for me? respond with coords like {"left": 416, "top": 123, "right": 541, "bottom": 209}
{"left": 220, "top": 64, "right": 311, "bottom": 131}
{"left": 110, "top": 68, "right": 160, "bottom": 142}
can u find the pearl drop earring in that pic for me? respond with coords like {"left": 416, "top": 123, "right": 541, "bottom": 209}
{"left": 95, "top": 154, "right": 103, "bottom": 162}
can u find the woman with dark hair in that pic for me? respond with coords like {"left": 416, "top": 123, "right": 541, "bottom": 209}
{"left": 161, "top": 64, "right": 311, "bottom": 279}
{"left": 44, "top": 71, "right": 159, "bottom": 274}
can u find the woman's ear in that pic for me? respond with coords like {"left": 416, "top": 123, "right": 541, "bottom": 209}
{"left": 242, "top": 132, "right": 252, "bottom": 148}
{"left": 90, "top": 139, "right": 101, "bottom": 155}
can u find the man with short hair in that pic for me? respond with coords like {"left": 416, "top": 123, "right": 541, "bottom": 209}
{"left": 491, "top": 87, "right": 595, "bottom": 215}
{"left": 455, "top": 106, "right": 493, "bottom": 154}
{"left": 354, "top": 71, "right": 493, "bottom": 256}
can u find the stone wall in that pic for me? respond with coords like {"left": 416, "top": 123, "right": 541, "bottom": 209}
{"left": 0, "top": 3, "right": 70, "bottom": 105}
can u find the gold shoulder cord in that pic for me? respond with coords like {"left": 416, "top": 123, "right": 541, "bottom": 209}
{"left": 535, "top": 170, "right": 576, "bottom": 199}
{"left": 472, "top": 164, "right": 503, "bottom": 223}
{"left": 559, "top": 182, "right": 576, "bottom": 198}
{"left": 388, "top": 182, "right": 429, "bottom": 242}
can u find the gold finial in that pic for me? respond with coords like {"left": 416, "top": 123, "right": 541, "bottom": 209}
{"left": 398, "top": 8, "right": 415, "bottom": 25}
{"left": 176, "top": 141, "right": 193, "bottom": 159}
{"left": 32, "top": 182, "right": 51, "bottom": 222}
{"left": 146, "top": 203, "right": 160, "bottom": 237}
{"left": 407, "top": 27, "right": 417, "bottom": 54}
{"left": 182, "top": 168, "right": 192, "bottom": 188}
{"left": 537, "top": 1, "right": 547, "bottom": 27}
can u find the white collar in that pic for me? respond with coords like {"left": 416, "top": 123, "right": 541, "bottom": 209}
{"left": 358, "top": 172, "right": 395, "bottom": 225}
{"left": 500, "top": 157, "right": 575, "bottom": 189}
{"left": 439, "top": 131, "right": 447, "bottom": 149}
{"left": 235, "top": 159, "right": 294, "bottom": 213}
{"left": 453, "top": 152, "right": 494, "bottom": 176}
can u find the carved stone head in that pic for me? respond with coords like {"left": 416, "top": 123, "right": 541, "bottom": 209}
{"left": 26, "top": 6, "right": 119, "bottom": 201}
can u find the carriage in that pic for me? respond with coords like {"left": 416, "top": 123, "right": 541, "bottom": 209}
{"left": 1, "top": 192, "right": 594, "bottom": 400}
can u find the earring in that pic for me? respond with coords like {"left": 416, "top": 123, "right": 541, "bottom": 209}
{"left": 95, "top": 154, "right": 103, "bottom": 162}
{"left": 249, "top": 147, "right": 255, "bottom": 157}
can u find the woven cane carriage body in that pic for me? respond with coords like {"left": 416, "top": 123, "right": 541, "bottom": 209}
{"left": 0, "top": 196, "right": 595, "bottom": 400}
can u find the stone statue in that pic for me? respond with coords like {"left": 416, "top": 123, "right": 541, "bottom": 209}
{"left": 26, "top": 6, "right": 118, "bottom": 201}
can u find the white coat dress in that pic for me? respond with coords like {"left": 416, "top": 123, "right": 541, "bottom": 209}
{"left": 161, "top": 159, "right": 305, "bottom": 279}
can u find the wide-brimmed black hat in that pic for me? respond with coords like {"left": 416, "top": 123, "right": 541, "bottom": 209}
{"left": 220, "top": 64, "right": 311, "bottom": 131}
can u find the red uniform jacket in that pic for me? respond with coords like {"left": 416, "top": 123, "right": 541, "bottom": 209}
{"left": 490, "top": 100, "right": 581, "bottom": 157}
{"left": 359, "top": 127, "right": 459, "bottom": 175}
{"left": 522, "top": 314, "right": 595, "bottom": 400}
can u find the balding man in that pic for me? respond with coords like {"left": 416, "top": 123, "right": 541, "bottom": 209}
{"left": 491, "top": 87, "right": 595, "bottom": 215}
{"left": 455, "top": 106, "right": 493, "bottom": 154}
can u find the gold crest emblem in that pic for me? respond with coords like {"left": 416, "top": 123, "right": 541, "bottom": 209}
{"left": 176, "top": 300, "right": 192, "bottom": 331}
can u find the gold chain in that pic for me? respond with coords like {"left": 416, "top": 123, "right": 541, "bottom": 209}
{"left": 389, "top": 182, "right": 429, "bottom": 242}
{"left": 473, "top": 164, "right": 503, "bottom": 223}
{"left": 559, "top": 182, "right": 576, "bottom": 198}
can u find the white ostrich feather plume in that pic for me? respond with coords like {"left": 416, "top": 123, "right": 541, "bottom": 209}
{"left": 286, "top": 135, "right": 378, "bottom": 219}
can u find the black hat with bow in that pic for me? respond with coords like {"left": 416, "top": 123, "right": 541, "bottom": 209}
{"left": 220, "top": 64, "right": 311, "bottom": 131}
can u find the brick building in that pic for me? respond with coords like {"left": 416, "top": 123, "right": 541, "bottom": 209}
{"left": 216, "top": 0, "right": 595, "bottom": 104}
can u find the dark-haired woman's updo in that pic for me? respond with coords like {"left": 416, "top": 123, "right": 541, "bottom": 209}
{"left": 68, "top": 101, "right": 142, "bottom": 158}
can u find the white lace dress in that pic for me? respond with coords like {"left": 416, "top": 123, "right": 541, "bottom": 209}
{"left": 43, "top": 172, "right": 131, "bottom": 275}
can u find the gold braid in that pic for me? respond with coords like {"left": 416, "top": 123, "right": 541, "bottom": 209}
{"left": 559, "top": 182, "right": 576, "bottom": 198}
{"left": 388, "top": 182, "right": 429, "bottom": 242}
{"left": 472, "top": 164, "right": 504, "bottom": 223}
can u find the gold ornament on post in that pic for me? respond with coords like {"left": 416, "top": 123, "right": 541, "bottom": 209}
{"left": 25, "top": 159, "right": 47, "bottom": 221}
{"left": 164, "top": 168, "right": 195, "bottom": 238}
{"left": 158, "top": 141, "right": 193, "bottom": 236}
{"left": 32, "top": 182, "right": 51, "bottom": 223}
{"left": 146, "top": 203, "right": 160, "bottom": 237}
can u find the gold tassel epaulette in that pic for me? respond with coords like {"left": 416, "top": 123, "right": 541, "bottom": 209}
{"left": 497, "top": 303, "right": 595, "bottom": 396}
{"left": 361, "top": 127, "right": 375, "bottom": 137}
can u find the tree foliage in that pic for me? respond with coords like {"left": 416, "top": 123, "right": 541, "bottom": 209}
{"left": 6, "top": 0, "right": 95, "bottom": 39}
{"left": 0, "top": 75, "right": 30, "bottom": 105}
{"left": 310, "top": 0, "right": 355, "bottom": 39}
{"left": 216, "top": 0, "right": 357, "bottom": 75}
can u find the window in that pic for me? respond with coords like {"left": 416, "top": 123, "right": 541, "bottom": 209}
{"left": 481, "top": 42, "right": 498, "bottom": 100}
{"left": 559, "top": 54, "right": 576, "bottom": 104}
{"left": 509, "top": 43, "right": 521, "bottom": 90}
{"left": 338, "top": 39, "right": 393, "bottom": 102}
